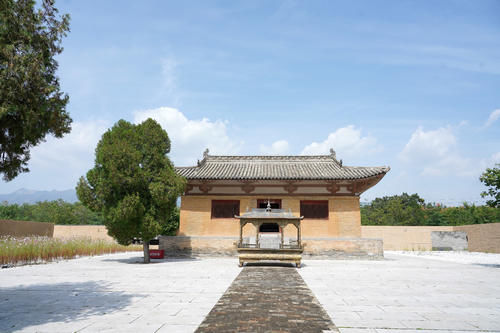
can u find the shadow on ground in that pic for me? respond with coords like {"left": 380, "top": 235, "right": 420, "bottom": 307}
{"left": 244, "top": 262, "right": 298, "bottom": 268}
{"left": 0, "top": 281, "right": 140, "bottom": 332}
{"left": 101, "top": 256, "right": 200, "bottom": 264}
{"left": 475, "top": 263, "right": 500, "bottom": 268}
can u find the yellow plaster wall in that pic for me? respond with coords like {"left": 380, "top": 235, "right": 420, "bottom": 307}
{"left": 178, "top": 195, "right": 361, "bottom": 238}
{"left": 454, "top": 223, "right": 500, "bottom": 253}
{"left": 361, "top": 226, "right": 455, "bottom": 250}
{"left": 361, "top": 224, "right": 500, "bottom": 252}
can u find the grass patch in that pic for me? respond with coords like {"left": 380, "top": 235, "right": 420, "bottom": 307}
{"left": 0, "top": 236, "right": 142, "bottom": 266}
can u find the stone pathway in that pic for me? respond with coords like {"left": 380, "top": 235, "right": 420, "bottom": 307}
{"left": 195, "top": 264, "right": 338, "bottom": 333}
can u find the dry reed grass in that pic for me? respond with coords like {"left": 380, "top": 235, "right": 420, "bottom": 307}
{"left": 0, "top": 236, "right": 142, "bottom": 266}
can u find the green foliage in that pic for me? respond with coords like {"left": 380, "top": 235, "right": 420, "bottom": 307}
{"left": 480, "top": 164, "right": 500, "bottom": 208}
{"left": 161, "top": 206, "right": 180, "bottom": 236}
{"left": 0, "top": 200, "right": 103, "bottom": 224}
{"left": 76, "top": 119, "right": 185, "bottom": 257}
{"left": 439, "top": 204, "right": 500, "bottom": 225}
{"left": 361, "top": 193, "right": 425, "bottom": 226}
{"left": 361, "top": 193, "right": 500, "bottom": 226}
{"left": 0, "top": 0, "right": 71, "bottom": 181}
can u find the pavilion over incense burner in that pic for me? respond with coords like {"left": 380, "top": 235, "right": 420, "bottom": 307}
{"left": 235, "top": 202, "right": 304, "bottom": 267}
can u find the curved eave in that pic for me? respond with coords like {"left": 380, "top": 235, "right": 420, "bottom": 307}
{"left": 175, "top": 166, "right": 390, "bottom": 181}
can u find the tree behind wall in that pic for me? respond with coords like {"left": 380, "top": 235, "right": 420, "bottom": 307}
{"left": 361, "top": 193, "right": 500, "bottom": 226}
{"left": 480, "top": 164, "right": 500, "bottom": 208}
{"left": 0, "top": 200, "right": 104, "bottom": 224}
{"left": 361, "top": 193, "right": 425, "bottom": 226}
{"left": 0, "top": 0, "right": 71, "bottom": 181}
{"left": 76, "top": 119, "right": 185, "bottom": 263}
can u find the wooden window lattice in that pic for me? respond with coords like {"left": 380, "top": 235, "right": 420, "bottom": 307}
{"left": 211, "top": 200, "right": 240, "bottom": 218}
{"left": 300, "top": 200, "right": 328, "bottom": 219}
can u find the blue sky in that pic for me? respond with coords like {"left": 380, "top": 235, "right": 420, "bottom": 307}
{"left": 2, "top": 0, "right": 500, "bottom": 205}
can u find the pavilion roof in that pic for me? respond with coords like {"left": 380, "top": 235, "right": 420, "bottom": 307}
{"left": 175, "top": 149, "right": 390, "bottom": 181}
{"left": 235, "top": 208, "right": 302, "bottom": 220}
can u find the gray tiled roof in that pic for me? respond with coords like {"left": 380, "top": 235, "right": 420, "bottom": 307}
{"left": 176, "top": 151, "right": 390, "bottom": 181}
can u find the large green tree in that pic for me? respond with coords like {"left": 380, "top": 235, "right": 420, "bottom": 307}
{"left": 480, "top": 164, "right": 500, "bottom": 208}
{"left": 0, "top": 0, "right": 71, "bottom": 181}
{"left": 76, "top": 119, "right": 185, "bottom": 263}
{"left": 361, "top": 193, "right": 425, "bottom": 226}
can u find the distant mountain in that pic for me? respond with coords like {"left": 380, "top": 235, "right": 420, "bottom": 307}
{"left": 0, "top": 188, "right": 78, "bottom": 204}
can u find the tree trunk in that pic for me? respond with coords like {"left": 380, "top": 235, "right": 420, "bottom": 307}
{"left": 143, "top": 242, "right": 150, "bottom": 263}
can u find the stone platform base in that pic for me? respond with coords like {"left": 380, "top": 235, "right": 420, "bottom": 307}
{"left": 237, "top": 248, "right": 303, "bottom": 267}
{"left": 159, "top": 236, "right": 383, "bottom": 259}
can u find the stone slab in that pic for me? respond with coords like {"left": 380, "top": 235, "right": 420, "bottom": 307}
{"left": 195, "top": 265, "right": 338, "bottom": 332}
{"left": 431, "top": 231, "right": 468, "bottom": 251}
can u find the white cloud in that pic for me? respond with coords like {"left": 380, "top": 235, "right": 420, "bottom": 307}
{"left": 157, "top": 56, "right": 183, "bottom": 106}
{"left": 259, "top": 140, "right": 289, "bottom": 155}
{"left": 134, "top": 107, "right": 241, "bottom": 165}
{"left": 485, "top": 109, "right": 500, "bottom": 127}
{"left": 400, "top": 126, "right": 456, "bottom": 163}
{"left": 399, "top": 126, "right": 475, "bottom": 177}
{"left": 161, "top": 58, "right": 177, "bottom": 93}
{"left": 0, "top": 119, "right": 111, "bottom": 192}
{"left": 300, "top": 125, "right": 381, "bottom": 159}
{"left": 479, "top": 152, "right": 500, "bottom": 171}
{"left": 492, "top": 152, "right": 500, "bottom": 163}
{"left": 30, "top": 120, "right": 109, "bottom": 170}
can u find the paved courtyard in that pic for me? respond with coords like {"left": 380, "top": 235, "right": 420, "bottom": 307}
{"left": 0, "top": 254, "right": 241, "bottom": 333}
{"left": 300, "top": 252, "right": 500, "bottom": 333}
{"left": 0, "top": 251, "right": 499, "bottom": 332}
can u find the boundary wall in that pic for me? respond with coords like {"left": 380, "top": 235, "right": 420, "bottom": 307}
{"left": 454, "top": 223, "right": 500, "bottom": 253}
{"left": 361, "top": 226, "right": 454, "bottom": 251}
{"left": 361, "top": 223, "right": 500, "bottom": 253}
{"left": 0, "top": 219, "right": 54, "bottom": 237}
{"left": 53, "top": 225, "right": 114, "bottom": 241}
{"left": 2, "top": 220, "right": 499, "bottom": 253}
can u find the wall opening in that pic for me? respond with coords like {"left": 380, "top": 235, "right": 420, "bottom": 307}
{"left": 259, "top": 223, "right": 279, "bottom": 233}
{"left": 257, "top": 199, "right": 281, "bottom": 209}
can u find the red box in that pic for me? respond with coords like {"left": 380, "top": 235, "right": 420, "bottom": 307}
{"left": 149, "top": 249, "right": 164, "bottom": 259}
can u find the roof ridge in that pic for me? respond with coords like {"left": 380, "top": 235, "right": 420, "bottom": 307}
{"left": 206, "top": 154, "right": 335, "bottom": 158}
{"left": 173, "top": 149, "right": 390, "bottom": 180}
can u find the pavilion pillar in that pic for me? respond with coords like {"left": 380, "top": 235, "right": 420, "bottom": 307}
{"left": 280, "top": 222, "right": 284, "bottom": 249}
{"left": 239, "top": 220, "right": 243, "bottom": 247}
{"left": 297, "top": 221, "right": 302, "bottom": 247}
{"left": 255, "top": 221, "right": 260, "bottom": 248}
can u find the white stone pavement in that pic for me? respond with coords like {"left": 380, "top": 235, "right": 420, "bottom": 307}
{"left": 299, "top": 251, "right": 500, "bottom": 333}
{"left": 1, "top": 251, "right": 499, "bottom": 333}
{"left": 0, "top": 253, "right": 241, "bottom": 333}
